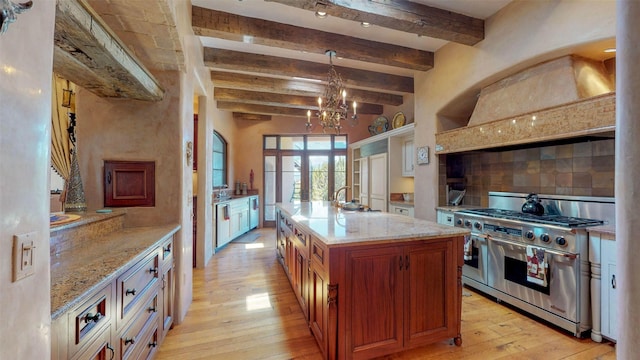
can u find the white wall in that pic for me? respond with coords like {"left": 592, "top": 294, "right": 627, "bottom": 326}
{"left": 0, "top": 2, "right": 56, "bottom": 358}
{"left": 413, "top": 0, "right": 616, "bottom": 220}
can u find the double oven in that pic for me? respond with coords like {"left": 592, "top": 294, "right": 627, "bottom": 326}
{"left": 454, "top": 192, "right": 612, "bottom": 337}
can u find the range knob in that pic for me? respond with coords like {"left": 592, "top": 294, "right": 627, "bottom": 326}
{"left": 525, "top": 231, "right": 535, "bottom": 241}
{"left": 556, "top": 236, "right": 567, "bottom": 247}
{"left": 456, "top": 218, "right": 463, "bottom": 226}
{"left": 464, "top": 220, "right": 472, "bottom": 228}
{"left": 540, "top": 233, "right": 550, "bottom": 243}
{"left": 474, "top": 222, "right": 483, "bottom": 231}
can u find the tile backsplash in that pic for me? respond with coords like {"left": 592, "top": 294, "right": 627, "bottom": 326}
{"left": 439, "top": 138, "right": 615, "bottom": 207}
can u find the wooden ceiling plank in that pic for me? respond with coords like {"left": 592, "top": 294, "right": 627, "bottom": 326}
{"left": 54, "top": 0, "right": 164, "bottom": 101}
{"left": 265, "top": 0, "right": 484, "bottom": 45}
{"left": 214, "top": 88, "right": 383, "bottom": 114}
{"left": 192, "top": 6, "right": 433, "bottom": 71}
{"left": 217, "top": 102, "right": 310, "bottom": 117}
{"left": 211, "top": 71, "right": 404, "bottom": 106}
{"left": 204, "top": 48, "right": 414, "bottom": 93}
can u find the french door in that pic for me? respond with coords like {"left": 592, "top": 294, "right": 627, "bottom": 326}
{"left": 263, "top": 135, "right": 347, "bottom": 227}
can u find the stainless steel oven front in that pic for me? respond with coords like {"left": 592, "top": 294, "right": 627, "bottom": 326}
{"left": 487, "top": 236, "right": 581, "bottom": 323}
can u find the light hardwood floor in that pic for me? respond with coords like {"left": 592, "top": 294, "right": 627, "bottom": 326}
{"left": 155, "top": 228, "right": 616, "bottom": 360}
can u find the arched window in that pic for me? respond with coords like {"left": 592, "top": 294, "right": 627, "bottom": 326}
{"left": 213, "top": 131, "right": 227, "bottom": 188}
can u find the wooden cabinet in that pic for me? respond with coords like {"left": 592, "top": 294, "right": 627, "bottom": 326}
{"left": 103, "top": 160, "right": 155, "bottom": 207}
{"left": 342, "top": 240, "right": 458, "bottom": 358}
{"left": 402, "top": 138, "right": 414, "bottom": 177}
{"left": 52, "top": 236, "right": 175, "bottom": 360}
{"left": 276, "top": 210, "right": 463, "bottom": 359}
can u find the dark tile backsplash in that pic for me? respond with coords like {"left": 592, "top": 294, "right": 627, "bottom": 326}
{"left": 439, "top": 139, "right": 615, "bottom": 207}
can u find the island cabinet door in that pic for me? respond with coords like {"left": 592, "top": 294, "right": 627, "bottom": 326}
{"left": 403, "top": 240, "right": 458, "bottom": 348}
{"left": 309, "top": 259, "right": 328, "bottom": 358}
{"left": 344, "top": 246, "right": 404, "bottom": 359}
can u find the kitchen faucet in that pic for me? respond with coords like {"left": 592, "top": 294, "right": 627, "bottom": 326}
{"left": 332, "top": 186, "right": 350, "bottom": 206}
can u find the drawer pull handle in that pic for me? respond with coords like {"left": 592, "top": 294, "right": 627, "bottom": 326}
{"left": 124, "top": 337, "right": 135, "bottom": 345}
{"left": 84, "top": 312, "right": 102, "bottom": 323}
{"left": 107, "top": 344, "right": 115, "bottom": 360}
{"left": 149, "top": 267, "right": 158, "bottom": 274}
{"left": 125, "top": 288, "right": 137, "bottom": 296}
{"left": 148, "top": 306, "right": 157, "bottom": 313}
{"left": 164, "top": 244, "right": 172, "bottom": 254}
{"left": 148, "top": 341, "right": 158, "bottom": 348}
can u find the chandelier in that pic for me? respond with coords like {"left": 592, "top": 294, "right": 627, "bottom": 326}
{"left": 306, "top": 50, "right": 357, "bottom": 134}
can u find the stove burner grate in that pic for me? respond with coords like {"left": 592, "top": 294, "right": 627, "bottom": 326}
{"left": 460, "top": 208, "right": 604, "bottom": 227}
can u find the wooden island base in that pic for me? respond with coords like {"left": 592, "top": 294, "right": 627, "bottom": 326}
{"left": 276, "top": 202, "right": 467, "bottom": 359}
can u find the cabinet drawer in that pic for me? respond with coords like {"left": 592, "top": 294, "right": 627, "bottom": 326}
{"left": 293, "top": 227, "right": 308, "bottom": 248}
{"left": 70, "top": 324, "right": 112, "bottom": 360}
{"left": 393, "top": 207, "right": 410, "bottom": 215}
{"left": 310, "top": 236, "right": 328, "bottom": 271}
{"left": 117, "top": 252, "right": 159, "bottom": 329}
{"left": 137, "top": 323, "right": 159, "bottom": 360}
{"left": 67, "top": 283, "right": 112, "bottom": 358}
{"left": 160, "top": 237, "right": 174, "bottom": 268}
{"left": 119, "top": 293, "right": 159, "bottom": 360}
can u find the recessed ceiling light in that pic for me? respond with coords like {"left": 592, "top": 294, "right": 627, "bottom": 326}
{"left": 361, "top": 22, "right": 370, "bottom": 28}
{"left": 315, "top": 11, "right": 327, "bottom": 19}
{"left": 604, "top": 48, "right": 616, "bottom": 53}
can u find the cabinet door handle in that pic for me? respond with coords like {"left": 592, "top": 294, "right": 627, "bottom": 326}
{"left": 405, "top": 255, "right": 409, "bottom": 270}
{"left": 107, "top": 344, "right": 115, "bottom": 360}
{"left": 107, "top": 171, "right": 112, "bottom": 184}
{"left": 399, "top": 256, "right": 403, "bottom": 270}
{"left": 84, "top": 312, "right": 102, "bottom": 323}
{"left": 149, "top": 267, "right": 158, "bottom": 274}
{"left": 148, "top": 306, "right": 157, "bottom": 313}
{"left": 124, "top": 337, "right": 136, "bottom": 345}
{"left": 125, "top": 288, "right": 137, "bottom": 296}
{"left": 612, "top": 274, "right": 616, "bottom": 289}
{"left": 148, "top": 341, "right": 158, "bottom": 348}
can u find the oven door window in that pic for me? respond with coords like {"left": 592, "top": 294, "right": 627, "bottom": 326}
{"left": 504, "top": 256, "right": 550, "bottom": 295}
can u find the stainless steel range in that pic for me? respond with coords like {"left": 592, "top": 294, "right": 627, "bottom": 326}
{"left": 454, "top": 192, "right": 614, "bottom": 337}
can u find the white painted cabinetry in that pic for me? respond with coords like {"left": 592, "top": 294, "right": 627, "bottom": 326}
{"left": 589, "top": 229, "right": 617, "bottom": 342}
{"left": 359, "top": 156, "right": 369, "bottom": 207}
{"left": 216, "top": 196, "right": 259, "bottom": 248}
{"left": 436, "top": 209, "right": 455, "bottom": 226}
{"left": 389, "top": 204, "right": 414, "bottom": 217}
{"left": 402, "top": 138, "right": 414, "bottom": 177}
{"left": 369, "top": 153, "right": 388, "bottom": 212}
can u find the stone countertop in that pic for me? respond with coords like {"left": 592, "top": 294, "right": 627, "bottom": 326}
{"left": 276, "top": 201, "right": 469, "bottom": 247}
{"left": 587, "top": 224, "right": 616, "bottom": 236}
{"left": 50, "top": 210, "right": 126, "bottom": 233}
{"left": 213, "top": 193, "right": 258, "bottom": 204}
{"left": 50, "top": 224, "right": 180, "bottom": 320}
{"left": 435, "top": 205, "right": 478, "bottom": 212}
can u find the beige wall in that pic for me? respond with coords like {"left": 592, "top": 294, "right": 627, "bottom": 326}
{"left": 0, "top": 1, "right": 56, "bottom": 359}
{"left": 413, "top": 0, "right": 616, "bottom": 220}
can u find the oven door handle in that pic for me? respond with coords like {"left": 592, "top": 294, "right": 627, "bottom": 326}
{"left": 488, "top": 236, "right": 578, "bottom": 259}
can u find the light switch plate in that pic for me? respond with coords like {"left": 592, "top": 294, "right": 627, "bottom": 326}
{"left": 13, "top": 231, "right": 37, "bottom": 282}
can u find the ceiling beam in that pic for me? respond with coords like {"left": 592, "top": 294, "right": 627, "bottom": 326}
{"left": 233, "top": 113, "right": 272, "bottom": 121}
{"left": 193, "top": 6, "right": 433, "bottom": 71}
{"left": 53, "top": 0, "right": 164, "bottom": 101}
{"left": 265, "top": 0, "right": 484, "bottom": 46}
{"left": 217, "top": 102, "right": 312, "bottom": 117}
{"left": 204, "top": 48, "right": 414, "bottom": 93}
{"left": 214, "top": 88, "right": 384, "bottom": 114}
{"left": 211, "top": 71, "right": 404, "bottom": 106}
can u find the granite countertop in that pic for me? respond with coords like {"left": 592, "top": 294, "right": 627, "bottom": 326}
{"left": 213, "top": 193, "right": 258, "bottom": 204}
{"left": 587, "top": 224, "right": 616, "bottom": 236}
{"left": 50, "top": 210, "right": 126, "bottom": 233}
{"left": 276, "top": 201, "right": 469, "bottom": 247}
{"left": 50, "top": 224, "right": 180, "bottom": 319}
{"left": 435, "top": 205, "right": 478, "bottom": 212}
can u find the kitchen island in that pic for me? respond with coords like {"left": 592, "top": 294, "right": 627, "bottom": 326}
{"left": 275, "top": 202, "right": 469, "bottom": 360}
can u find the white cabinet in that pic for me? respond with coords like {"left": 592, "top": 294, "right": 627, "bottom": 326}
{"left": 359, "top": 156, "right": 369, "bottom": 207}
{"left": 389, "top": 204, "right": 414, "bottom": 217}
{"left": 600, "top": 235, "right": 617, "bottom": 341}
{"left": 369, "top": 153, "right": 388, "bottom": 212}
{"left": 230, "top": 198, "right": 250, "bottom": 239}
{"left": 216, "top": 203, "right": 232, "bottom": 248}
{"left": 589, "top": 229, "right": 617, "bottom": 343}
{"left": 402, "top": 138, "right": 414, "bottom": 177}
{"left": 249, "top": 195, "right": 259, "bottom": 229}
{"left": 436, "top": 209, "right": 455, "bottom": 226}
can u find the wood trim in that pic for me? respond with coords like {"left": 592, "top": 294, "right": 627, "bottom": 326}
{"left": 104, "top": 160, "right": 156, "bottom": 207}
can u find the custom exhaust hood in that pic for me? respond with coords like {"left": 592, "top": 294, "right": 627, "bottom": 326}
{"left": 435, "top": 55, "right": 616, "bottom": 154}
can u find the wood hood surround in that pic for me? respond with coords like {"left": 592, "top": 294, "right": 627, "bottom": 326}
{"left": 435, "top": 55, "right": 616, "bottom": 154}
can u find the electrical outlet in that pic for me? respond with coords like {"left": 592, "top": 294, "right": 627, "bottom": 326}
{"left": 13, "top": 232, "right": 37, "bottom": 282}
